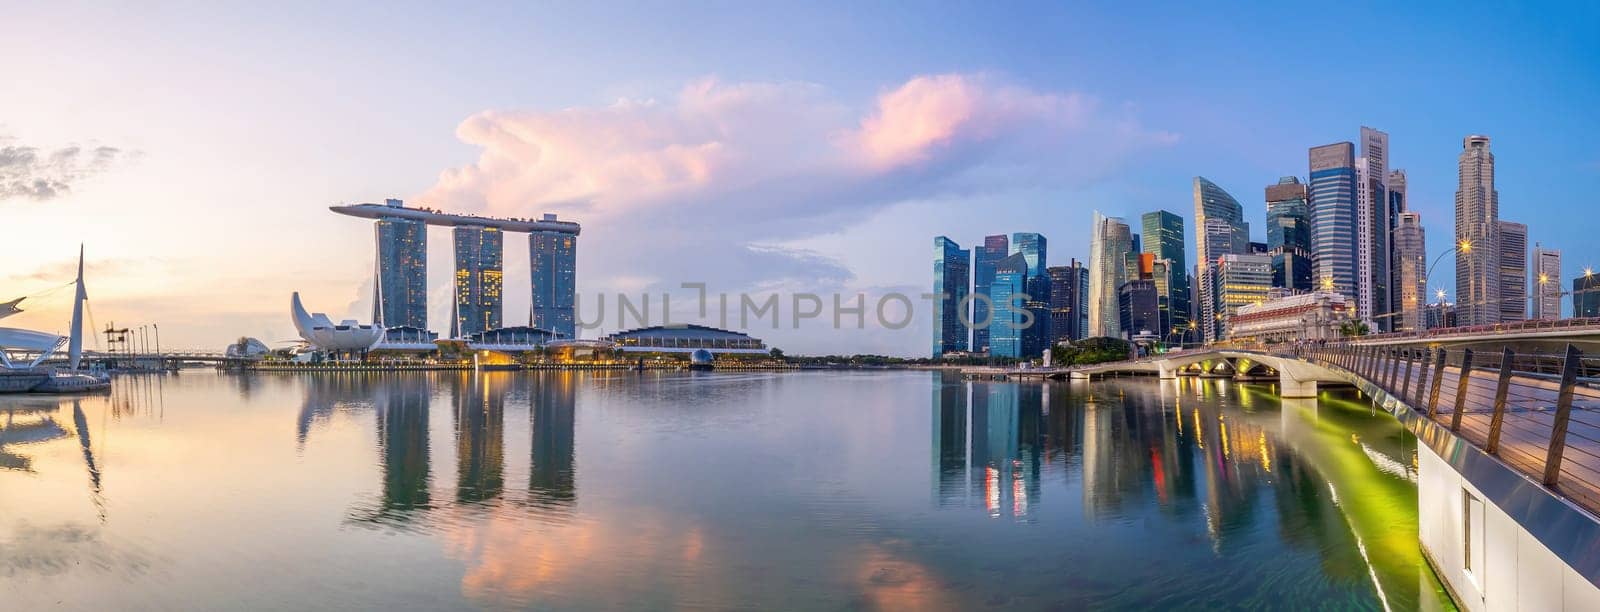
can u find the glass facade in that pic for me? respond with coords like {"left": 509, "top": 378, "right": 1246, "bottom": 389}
{"left": 1193, "top": 177, "right": 1246, "bottom": 344}
{"left": 1216, "top": 254, "right": 1274, "bottom": 339}
{"left": 453, "top": 226, "right": 504, "bottom": 338}
{"left": 1089, "top": 213, "right": 1132, "bottom": 339}
{"left": 1265, "top": 177, "right": 1313, "bottom": 292}
{"left": 933, "top": 236, "right": 971, "bottom": 356}
{"left": 971, "top": 235, "right": 1008, "bottom": 353}
{"left": 531, "top": 231, "right": 577, "bottom": 339}
{"left": 1309, "top": 143, "right": 1358, "bottom": 302}
{"left": 1047, "top": 261, "right": 1089, "bottom": 343}
{"left": 1140, "top": 210, "right": 1189, "bottom": 330}
{"left": 1010, "top": 233, "right": 1049, "bottom": 356}
{"left": 989, "top": 254, "right": 1030, "bottom": 358}
{"left": 1574, "top": 275, "right": 1600, "bottom": 318}
{"left": 375, "top": 213, "right": 428, "bottom": 329}
{"left": 1497, "top": 220, "right": 1527, "bottom": 322}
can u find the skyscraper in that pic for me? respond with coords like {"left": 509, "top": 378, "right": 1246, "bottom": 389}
{"left": 1309, "top": 142, "right": 1359, "bottom": 302}
{"left": 1010, "top": 233, "right": 1051, "bottom": 355}
{"left": 1498, "top": 220, "right": 1528, "bottom": 322}
{"left": 1141, "top": 210, "right": 1189, "bottom": 330}
{"left": 933, "top": 236, "right": 971, "bottom": 356}
{"left": 1388, "top": 169, "right": 1410, "bottom": 327}
{"left": 971, "top": 235, "right": 1009, "bottom": 353}
{"left": 1215, "top": 254, "right": 1274, "bottom": 339}
{"left": 531, "top": 221, "right": 577, "bottom": 339}
{"left": 374, "top": 199, "right": 428, "bottom": 329}
{"left": 1265, "top": 177, "right": 1313, "bottom": 292}
{"left": 1088, "top": 213, "right": 1133, "bottom": 338}
{"left": 1456, "top": 135, "right": 1500, "bottom": 326}
{"left": 1194, "top": 177, "right": 1247, "bottom": 344}
{"left": 1048, "top": 261, "right": 1089, "bottom": 343}
{"left": 1356, "top": 127, "right": 1391, "bottom": 329}
{"left": 1532, "top": 243, "right": 1562, "bottom": 320}
{"left": 452, "top": 225, "right": 504, "bottom": 338}
{"left": 1393, "top": 212, "right": 1427, "bottom": 331}
{"left": 989, "top": 253, "right": 1031, "bottom": 358}
{"left": 1118, "top": 253, "right": 1159, "bottom": 340}
{"left": 1575, "top": 272, "right": 1600, "bottom": 318}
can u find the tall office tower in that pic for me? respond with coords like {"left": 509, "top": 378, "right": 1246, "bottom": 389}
{"left": 1265, "top": 177, "right": 1313, "bottom": 292}
{"left": 374, "top": 199, "right": 428, "bottom": 329}
{"left": 1497, "top": 220, "right": 1528, "bottom": 321}
{"left": 1047, "top": 260, "right": 1089, "bottom": 343}
{"left": 971, "top": 235, "right": 1009, "bottom": 353}
{"left": 1150, "top": 258, "right": 1172, "bottom": 333}
{"left": 932, "top": 236, "right": 971, "bottom": 356}
{"left": 1393, "top": 212, "right": 1427, "bottom": 331}
{"left": 1531, "top": 243, "right": 1562, "bottom": 320}
{"left": 1193, "top": 177, "right": 1247, "bottom": 344}
{"left": 1575, "top": 272, "right": 1600, "bottom": 318}
{"left": 530, "top": 220, "right": 578, "bottom": 339}
{"left": 1141, "top": 210, "right": 1189, "bottom": 330}
{"left": 1010, "top": 232, "right": 1051, "bottom": 355}
{"left": 1355, "top": 127, "right": 1391, "bottom": 329}
{"left": 1215, "top": 254, "right": 1274, "bottom": 339}
{"left": 989, "top": 253, "right": 1031, "bottom": 358}
{"left": 1456, "top": 135, "right": 1500, "bottom": 326}
{"left": 452, "top": 225, "right": 504, "bottom": 338}
{"left": 1387, "top": 169, "right": 1409, "bottom": 325}
{"left": 1117, "top": 253, "right": 1159, "bottom": 340}
{"left": 1309, "top": 143, "right": 1359, "bottom": 302}
{"left": 1088, "top": 213, "right": 1133, "bottom": 338}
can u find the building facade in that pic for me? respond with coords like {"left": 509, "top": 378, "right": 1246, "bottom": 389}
{"left": 1393, "top": 212, "right": 1427, "bottom": 332}
{"left": 1141, "top": 210, "right": 1189, "bottom": 330}
{"left": 1265, "top": 177, "right": 1313, "bottom": 292}
{"left": 971, "top": 234, "right": 1009, "bottom": 353}
{"left": 1047, "top": 261, "right": 1089, "bottom": 344}
{"left": 933, "top": 236, "right": 971, "bottom": 356}
{"left": 1227, "top": 290, "right": 1351, "bottom": 343}
{"left": 1356, "top": 126, "right": 1392, "bottom": 329}
{"left": 1088, "top": 213, "right": 1132, "bottom": 339}
{"left": 374, "top": 204, "right": 428, "bottom": 329}
{"left": 531, "top": 225, "right": 577, "bottom": 339}
{"left": 452, "top": 225, "right": 504, "bottom": 338}
{"left": 989, "top": 253, "right": 1030, "bottom": 358}
{"left": 1010, "top": 232, "right": 1050, "bottom": 355}
{"left": 1194, "top": 177, "right": 1247, "bottom": 344}
{"left": 1532, "top": 243, "right": 1562, "bottom": 320}
{"left": 1575, "top": 274, "right": 1600, "bottom": 318}
{"left": 1215, "top": 253, "right": 1274, "bottom": 339}
{"left": 1118, "top": 279, "right": 1159, "bottom": 341}
{"left": 1309, "top": 142, "right": 1359, "bottom": 303}
{"left": 1456, "top": 135, "right": 1500, "bottom": 326}
{"left": 1497, "top": 220, "right": 1528, "bottom": 322}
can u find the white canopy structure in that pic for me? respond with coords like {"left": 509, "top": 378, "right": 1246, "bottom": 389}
{"left": 290, "top": 292, "right": 383, "bottom": 351}
{"left": 0, "top": 328, "right": 67, "bottom": 369}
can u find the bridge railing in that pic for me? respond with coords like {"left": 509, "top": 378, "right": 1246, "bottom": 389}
{"left": 1299, "top": 343, "right": 1600, "bottom": 514}
{"left": 1354, "top": 316, "right": 1600, "bottom": 343}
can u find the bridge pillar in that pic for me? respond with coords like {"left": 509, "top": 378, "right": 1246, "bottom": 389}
{"left": 1157, "top": 361, "right": 1177, "bottom": 380}
{"left": 1279, "top": 373, "right": 1318, "bottom": 398}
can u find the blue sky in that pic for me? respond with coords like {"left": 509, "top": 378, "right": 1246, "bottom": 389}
{"left": 4, "top": 1, "right": 1597, "bottom": 355}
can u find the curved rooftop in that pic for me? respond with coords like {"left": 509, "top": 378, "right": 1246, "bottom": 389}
{"left": 603, "top": 325, "right": 767, "bottom": 353}
{"left": 330, "top": 199, "right": 580, "bottom": 234}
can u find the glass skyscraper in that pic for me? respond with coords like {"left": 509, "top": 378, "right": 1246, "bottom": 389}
{"left": 933, "top": 236, "right": 971, "bottom": 356}
{"left": 1010, "top": 232, "right": 1049, "bottom": 355}
{"left": 374, "top": 202, "right": 428, "bottom": 329}
{"left": 1265, "top": 177, "right": 1313, "bottom": 292}
{"left": 531, "top": 226, "right": 577, "bottom": 339}
{"left": 1193, "top": 177, "right": 1246, "bottom": 344}
{"left": 1356, "top": 127, "right": 1392, "bottom": 329}
{"left": 452, "top": 225, "right": 504, "bottom": 338}
{"left": 989, "top": 253, "right": 1030, "bottom": 358}
{"left": 1456, "top": 135, "right": 1500, "bottom": 326}
{"left": 1089, "top": 213, "right": 1132, "bottom": 339}
{"left": 1309, "top": 143, "right": 1358, "bottom": 301}
{"left": 1574, "top": 273, "right": 1600, "bottom": 318}
{"left": 971, "top": 235, "right": 1009, "bottom": 354}
{"left": 1140, "top": 210, "right": 1188, "bottom": 330}
{"left": 1498, "top": 220, "right": 1528, "bottom": 322}
{"left": 1047, "top": 261, "right": 1088, "bottom": 343}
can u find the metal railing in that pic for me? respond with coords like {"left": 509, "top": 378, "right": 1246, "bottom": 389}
{"left": 1298, "top": 343, "right": 1600, "bottom": 514}
{"left": 1354, "top": 316, "right": 1600, "bottom": 343}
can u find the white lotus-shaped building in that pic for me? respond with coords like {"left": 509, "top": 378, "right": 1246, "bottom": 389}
{"left": 290, "top": 292, "right": 383, "bottom": 351}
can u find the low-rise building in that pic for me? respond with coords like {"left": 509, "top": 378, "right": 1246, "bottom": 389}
{"left": 1227, "top": 290, "right": 1351, "bottom": 343}
{"left": 602, "top": 325, "right": 769, "bottom": 356}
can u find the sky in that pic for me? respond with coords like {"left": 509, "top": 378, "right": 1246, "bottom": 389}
{"left": 3, "top": 1, "right": 1598, "bottom": 356}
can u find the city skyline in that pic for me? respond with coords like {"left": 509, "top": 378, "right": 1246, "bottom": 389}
{"left": 5, "top": 3, "right": 1598, "bottom": 356}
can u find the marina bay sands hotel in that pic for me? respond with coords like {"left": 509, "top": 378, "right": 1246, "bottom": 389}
{"left": 331, "top": 199, "right": 579, "bottom": 339}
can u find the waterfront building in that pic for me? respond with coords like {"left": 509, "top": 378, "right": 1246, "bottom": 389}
{"left": 373, "top": 200, "right": 429, "bottom": 329}
{"left": 1047, "top": 261, "right": 1089, "bottom": 343}
{"left": 1227, "top": 290, "right": 1351, "bottom": 343}
{"left": 452, "top": 225, "right": 504, "bottom": 338}
{"left": 1456, "top": 135, "right": 1500, "bottom": 326}
{"left": 972, "top": 234, "right": 1009, "bottom": 353}
{"left": 1532, "top": 243, "right": 1562, "bottom": 320}
{"left": 291, "top": 292, "right": 382, "bottom": 352}
{"left": 1118, "top": 280, "right": 1159, "bottom": 341}
{"left": 1356, "top": 127, "right": 1392, "bottom": 329}
{"left": 1265, "top": 177, "right": 1313, "bottom": 292}
{"left": 1010, "top": 232, "right": 1050, "bottom": 355}
{"left": 1393, "top": 212, "right": 1428, "bottom": 331}
{"left": 1309, "top": 142, "right": 1359, "bottom": 303}
{"left": 331, "top": 200, "right": 581, "bottom": 337}
{"left": 1498, "top": 220, "right": 1528, "bottom": 322}
{"left": 989, "top": 253, "right": 1030, "bottom": 358}
{"left": 933, "top": 236, "right": 971, "bottom": 356}
{"left": 1141, "top": 210, "right": 1189, "bottom": 330}
{"left": 1575, "top": 272, "right": 1600, "bottom": 318}
{"left": 602, "top": 324, "right": 769, "bottom": 355}
{"left": 1215, "top": 253, "right": 1274, "bottom": 339}
{"left": 373, "top": 326, "right": 440, "bottom": 352}
{"left": 1088, "top": 213, "right": 1132, "bottom": 338}
{"left": 1194, "top": 177, "right": 1247, "bottom": 344}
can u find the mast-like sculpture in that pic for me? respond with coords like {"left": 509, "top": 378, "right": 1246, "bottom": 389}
{"left": 68, "top": 245, "right": 86, "bottom": 371}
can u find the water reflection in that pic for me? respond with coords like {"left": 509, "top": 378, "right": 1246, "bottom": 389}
{"left": 527, "top": 373, "right": 577, "bottom": 511}
{"left": 348, "top": 375, "right": 435, "bottom": 526}
{"left": 453, "top": 373, "right": 505, "bottom": 504}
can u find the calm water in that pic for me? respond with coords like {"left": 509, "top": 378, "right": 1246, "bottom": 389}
{"left": 0, "top": 370, "right": 1451, "bottom": 610}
